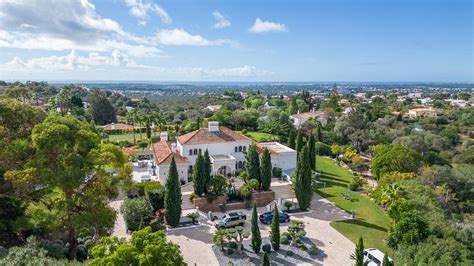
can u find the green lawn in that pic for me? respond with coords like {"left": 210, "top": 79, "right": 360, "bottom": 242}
{"left": 108, "top": 133, "right": 152, "bottom": 142}
{"left": 239, "top": 131, "right": 279, "bottom": 142}
{"left": 315, "top": 156, "right": 393, "bottom": 257}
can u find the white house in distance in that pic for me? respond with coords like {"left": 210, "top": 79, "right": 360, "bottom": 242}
{"left": 147, "top": 121, "right": 297, "bottom": 185}
{"left": 290, "top": 111, "right": 327, "bottom": 128}
{"left": 204, "top": 105, "right": 222, "bottom": 113}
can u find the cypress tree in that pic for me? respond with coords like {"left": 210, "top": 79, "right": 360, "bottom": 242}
{"left": 261, "top": 252, "right": 270, "bottom": 266}
{"left": 193, "top": 153, "right": 205, "bottom": 196}
{"left": 203, "top": 149, "right": 212, "bottom": 193}
{"left": 165, "top": 157, "right": 182, "bottom": 226}
{"left": 260, "top": 148, "right": 272, "bottom": 191}
{"left": 355, "top": 236, "right": 364, "bottom": 266}
{"left": 308, "top": 132, "right": 316, "bottom": 171}
{"left": 251, "top": 202, "right": 262, "bottom": 253}
{"left": 270, "top": 204, "right": 280, "bottom": 251}
{"left": 246, "top": 144, "right": 261, "bottom": 183}
{"left": 287, "top": 129, "right": 296, "bottom": 149}
{"left": 293, "top": 146, "right": 313, "bottom": 211}
{"left": 315, "top": 121, "right": 322, "bottom": 142}
{"left": 383, "top": 252, "right": 391, "bottom": 266}
{"left": 295, "top": 129, "right": 304, "bottom": 153}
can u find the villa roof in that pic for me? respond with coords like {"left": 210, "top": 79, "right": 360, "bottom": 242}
{"left": 290, "top": 111, "right": 326, "bottom": 120}
{"left": 151, "top": 141, "right": 189, "bottom": 165}
{"left": 177, "top": 126, "right": 251, "bottom": 145}
{"left": 256, "top": 142, "right": 296, "bottom": 156}
{"left": 102, "top": 123, "right": 143, "bottom": 130}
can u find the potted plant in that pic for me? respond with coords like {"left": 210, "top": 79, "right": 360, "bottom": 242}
{"left": 186, "top": 212, "right": 199, "bottom": 225}
{"left": 284, "top": 201, "right": 293, "bottom": 212}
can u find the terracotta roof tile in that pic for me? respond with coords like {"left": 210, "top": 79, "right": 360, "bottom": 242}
{"left": 151, "top": 142, "right": 189, "bottom": 165}
{"left": 177, "top": 127, "right": 251, "bottom": 145}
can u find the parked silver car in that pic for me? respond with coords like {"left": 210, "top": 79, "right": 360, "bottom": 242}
{"left": 214, "top": 212, "right": 247, "bottom": 228}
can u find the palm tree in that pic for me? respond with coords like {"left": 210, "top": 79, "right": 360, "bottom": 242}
{"left": 126, "top": 109, "right": 139, "bottom": 144}
{"left": 381, "top": 183, "right": 405, "bottom": 208}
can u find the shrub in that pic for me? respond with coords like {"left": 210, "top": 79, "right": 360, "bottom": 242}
{"left": 272, "top": 167, "right": 282, "bottom": 178}
{"left": 43, "top": 242, "right": 65, "bottom": 259}
{"left": 210, "top": 175, "right": 228, "bottom": 196}
{"left": 242, "top": 129, "right": 248, "bottom": 134}
{"left": 121, "top": 197, "right": 153, "bottom": 231}
{"left": 134, "top": 181, "right": 162, "bottom": 196}
{"left": 348, "top": 176, "right": 363, "bottom": 191}
{"left": 186, "top": 212, "right": 199, "bottom": 224}
{"left": 76, "top": 245, "right": 88, "bottom": 262}
{"left": 314, "top": 142, "right": 332, "bottom": 156}
{"left": 147, "top": 188, "right": 165, "bottom": 211}
{"left": 281, "top": 233, "right": 290, "bottom": 245}
{"left": 284, "top": 201, "right": 293, "bottom": 212}
{"left": 286, "top": 250, "right": 294, "bottom": 257}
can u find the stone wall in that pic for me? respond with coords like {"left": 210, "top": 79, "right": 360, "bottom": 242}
{"left": 193, "top": 191, "right": 275, "bottom": 212}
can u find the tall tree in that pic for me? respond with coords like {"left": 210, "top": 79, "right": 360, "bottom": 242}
{"left": 8, "top": 114, "right": 130, "bottom": 259}
{"left": 125, "top": 108, "right": 139, "bottom": 144}
{"left": 203, "top": 149, "right": 212, "bottom": 193}
{"left": 246, "top": 144, "right": 261, "bottom": 183}
{"left": 260, "top": 148, "right": 272, "bottom": 191}
{"left": 165, "top": 157, "right": 182, "bottom": 226}
{"left": 192, "top": 153, "right": 205, "bottom": 196}
{"left": 354, "top": 236, "right": 365, "bottom": 266}
{"left": 270, "top": 204, "right": 280, "bottom": 251}
{"left": 287, "top": 129, "right": 296, "bottom": 149}
{"left": 295, "top": 129, "right": 304, "bottom": 153}
{"left": 293, "top": 146, "right": 313, "bottom": 211}
{"left": 314, "top": 120, "right": 322, "bottom": 142}
{"left": 261, "top": 252, "right": 270, "bottom": 266}
{"left": 251, "top": 202, "right": 262, "bottom": 253}
{"left": 308, "top": 132, "right": 316, "bottom": 171}
{"left": 88, "top": 89, "right": 116, "bottom": 125}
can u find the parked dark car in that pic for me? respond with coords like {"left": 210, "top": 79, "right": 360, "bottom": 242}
{"left": 259, "top": 211, "right": 290, "bottom": 224}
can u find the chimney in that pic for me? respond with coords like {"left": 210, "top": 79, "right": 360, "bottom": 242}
{"left": 171, "top": 143, "right": 177, "bottom": 153}
{"left": 160, "top": 132, "right": 168, "bottom": 142}
{"left": 111, "top": 122, "right": 115, "bottom": 129}
{"left": 208, "top": 121, "right": 219, "bottom": 132}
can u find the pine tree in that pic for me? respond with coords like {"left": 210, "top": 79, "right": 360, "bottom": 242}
{"left": 261, "top": 252, "right": 270, "bottom": 266}
{"left": 270, "top": 204, "right": 280, "bottom": 251}
{"left": 193, "top": 152, "right": 205, "bottom": 196}
{"left": 354, "top": 236, "right": 365, "bottom": 266}
{"left": 293, "top": 146, "right": 313, "bottom": 211}
{"left": 246, "top": 144, "right": 261, "bottom": 184}
{"left": 287, "top": 129, "right": 296, "bottom": 149}
{"left": 203, "top": 149, "right": 212, "bottom": 193}
{"left": 260, "top": 148, "right": 272, "bottom": 191}
{"left": 251, "top": 202, "right": 262, "bottom": 253}
{"left": 295, "top": 129, "right": 304, "bottom": 153}
{"left": 308, "top": 132, "right": 316, "bottom": 171}
{"left": 165, "top": 157, "right": 182, "bottom": 226}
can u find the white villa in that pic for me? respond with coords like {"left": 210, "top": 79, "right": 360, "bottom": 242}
{"left": 139, "top": 121, "right": 296, "bottom": 184}
{"left": 290, "top": 111, "right": 328, "bottom": 128}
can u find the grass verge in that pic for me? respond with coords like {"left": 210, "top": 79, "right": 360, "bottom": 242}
{"left": 315, "top": 156, "right": 393, "bottom": 258}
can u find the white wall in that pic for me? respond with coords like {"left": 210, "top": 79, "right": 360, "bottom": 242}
{"left": 271, "top": 152, "right": 297, "bottom": 171}
{"left": 157, "top": 162, "right": 189, "bottom": 184}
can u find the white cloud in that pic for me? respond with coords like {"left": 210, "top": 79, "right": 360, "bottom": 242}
{"left": 155, "top": 29, "right": 236, "bottom": 46}
{"left": 124, "top": 0, "right": 171, "bottom": 24}
{"left": 212, "top": 11, "right": 231, "bottom": 29}
{"left": 249, "top": 18, "right": 288, "bottom": 33}
{"left": 1, "top": 50, "right": 145, "bottom": 72}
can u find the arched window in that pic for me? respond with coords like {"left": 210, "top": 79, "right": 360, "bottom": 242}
{"left": 239, "top": 146, "right": 242, "bottom": 152}
{"left": 238, "top": 161, "right": 243, "bottom": 169}
{"left": 189, "top": 149, "right": 193, "bottom": 156}
{"left": 235, "top": 147, "right": 238, "bottom": 152}
{"left": 243, "top": 146, "right": 247, "bottom": 152}
{"left": 193, "top": 148, "right": 198, "bottom": 155}
{"left": 199, "top": 148, "right": 202, "bottom": 154}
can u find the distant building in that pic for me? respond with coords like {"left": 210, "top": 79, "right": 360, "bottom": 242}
{"left": 256, "top": 142, "right": 297, "bottom": 177}
{"left": 408, "top": 107, "right": 437, "bottom": 118}
{"left": 204, "top": 105, "right": 222, "bottom": 113}
{"left": 290, "top": 111, "right": 327, "bottom": 128}
{"left": 447, "top": 99, "right": 469, "bottom": 108}
{"left": 262, "top": 102, "right": 275, "bottom": 110}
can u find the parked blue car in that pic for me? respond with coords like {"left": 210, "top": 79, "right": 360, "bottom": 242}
{"left": 259, "top": 211, "right": 290, "bottom": 224}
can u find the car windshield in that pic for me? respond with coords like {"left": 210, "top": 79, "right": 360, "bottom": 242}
{"left": 222, "top": 217, "right": 229, "bottom": 223}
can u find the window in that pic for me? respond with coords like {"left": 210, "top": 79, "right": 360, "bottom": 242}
{"left": 193, "top": 148, "right": 197, "bottom": 155}
{"left": 243, "top": 146, "right": 247, "bottom": 152}
{"left": 235, "top": 162, "right": 238, "bottom": 169}
{"left": 238, "top": 161, "right": 243, "bottom": 169}
{"left": 199, "top": 148, "right": 202, "bottom": 154}
{"left": 239, "top": 146, "right": 242, "bottom": 152}
{"left": 235, "top": 147, "right": 238, "bottom": 152}
{"left": 189, "top": 149, "right": 193, "bottom": 156}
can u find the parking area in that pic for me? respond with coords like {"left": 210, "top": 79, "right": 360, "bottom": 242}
{"left": 111, "top": 181, "right": 355, "bottom": 265}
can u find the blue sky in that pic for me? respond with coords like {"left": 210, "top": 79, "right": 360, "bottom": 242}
{"left": 0, "top": 0, "right": 472, "bottom": 82}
